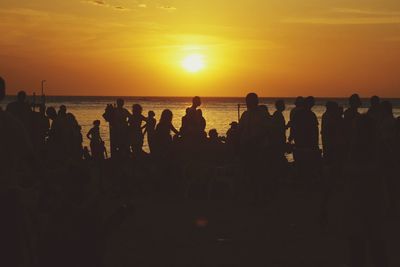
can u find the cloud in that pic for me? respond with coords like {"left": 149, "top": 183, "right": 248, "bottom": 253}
{"left": 332, "top": 8, "right": 400, "bottom": 16}
{"left": 283, "top": 17, "right": 400, "bottom": 25}
{"left": 86, "top": 0, "right": 106, "bottom": 6}
{"left": 138, "top": 4, "right": 147, "bottom": 8}
{"left": 113, "top": 6, "right": 129, "bottom": 11}
{"left": 283, "top": 7, "right": 400, "bottom": 25}
{"left": 157, "top": 5, "right": 177, "bottom": 11}
{"left": 82, "top": 0, "right": 130, "bottom": 11}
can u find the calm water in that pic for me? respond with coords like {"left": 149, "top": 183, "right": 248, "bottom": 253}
{"left": 2, "top": 96, "right": 400, "bottom": 152}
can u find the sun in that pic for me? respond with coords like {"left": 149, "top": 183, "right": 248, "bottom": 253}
{"left": 182, "top": 54, "right": 205, "bottom": 73}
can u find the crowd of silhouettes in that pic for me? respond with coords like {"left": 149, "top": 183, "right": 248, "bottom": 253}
{"left": 1, "top": 74, "right": 400, "bottom": 267}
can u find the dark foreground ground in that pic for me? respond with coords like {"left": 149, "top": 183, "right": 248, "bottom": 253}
{"left": 101, "top": 182, "right": 400, "bottom": 267}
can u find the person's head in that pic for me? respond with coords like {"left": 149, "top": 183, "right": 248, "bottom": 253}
{"left": 381, "top": 101, "right": 393, "bottom": 117}
{"left": 66, "top": 112, "right": 77, "bottom": 124}
{"left": 294, "top": 96, "right": 304, "bottom": 107}
{"left": 305, "top": 96, "right": 315, "bottom": 110}
{"left": 59, "top": 105, "right": 67, "bottom": 115}
{"left": 132, "top": 104, "right": 143, "bottom": 115}
{"left": 370, "top": 95, "right": 380, "bottom": 107}
{"left": 246, "top": 92, "right": 259, "bottom": 110}
{"left": 209, "top": 129, "right": 218, "bottom": 139}
{"left": 192, "top": 96, "right": 201, "bottom": 108}
{"left": 258, "top": 104, "right": 271, "bottom": 117}
{"left": 325, "top": 101, "right": 339, "bottom": 114}
{"left": 17, "top": 90, "right": 26, "bottom": 102}
{"left": 275, "top": 99, "right": 285, "bottom": 112}
{"left": 148, "top": 110, "right": 155, "bottom": 118}
{"left": 46, "top": 107, "right": 57, "bottom": 119}
{"left": 349, "top": 94, "right": 362, "bottom": 109}
{"left": 93, "top": 120, "right": 101, "bottom": 127}
{"left": 116, "top": 98, "right": 124, "bottom": 108}
{"left": 0, "top": 77, "right": 5, "bottom": 101}
{"left": 160, "top": 109, "right": 173, "bottom": 123}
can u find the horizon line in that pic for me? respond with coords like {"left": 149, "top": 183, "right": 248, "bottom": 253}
{"left": 4, "top": 94, "right": 400, "bottom": 99}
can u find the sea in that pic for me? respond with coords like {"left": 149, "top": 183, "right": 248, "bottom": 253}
{"left": 1, "top": 96, "right": 400, "bottom": 153}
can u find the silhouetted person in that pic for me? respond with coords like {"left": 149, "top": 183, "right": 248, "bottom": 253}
{"left": 343, "top": 94, "right": 362, "bottom": 153}
{"left": 292, "top": 96, "right": 319, "bottom": 149}
{"left": 272, "top": 99, "right": 286, "bottom": 148}
{"left": 181, "top": 96, "right": 204, "bottom": 143}
{"left": 66, "top": 112, "right": 83, "bottom": 160}
{"left": 50, "top": 105, "right": 72, "bottom": 160}
{"left": 154, "top": 109, "right": 178, "bottom": 159}
{"left": 129, "top": 104, "right": 146, "bottom": 157}
{"left": 259, "top": 104, "right": 272, "bottom": 119}
{"left": 197, "top": 109, "right": 207, "bottom": 140}
{"left": 291, "top": 96, "right": 320, "bottom": 176}
{"left": 58, "top": 104, "right": 67, "bottom": 116}
{"left": 207, "top": 128, "right": 226, "bottom": 162}
{"left": 367, "top": 95, "right": 382, "bottom": 125}
{"left": 226, "top": 121, "right": 240, "bottom": 154}
{"left": 180, "top": 108, "right": 190, "bottom": 137}
{"left": 378, "top": 101, "right": 398, "bottom": 214}
{"left": 321, "top": 101, "right": 344, "bottom": 164}
{"left": 87, "top": 120, "right": 105, "bottom": 160}
{"left": 0, "top": 77, "right": 36, "bottom": 266}
{"left": 239, "top": 93, "right": 267, "bottom": 152}
{"left": 32, "top": 104, "right": 50, "bottom": 157}
{"left": 143, "top": 110, "right": 156, "bottom": 154}
{"left": 46, "top": 106, "right": 63, "bottom": 160}
{"left": 344, "top": 114, "right": 388, "bottom": 267}
{"left": 103, "top": 98, "right": 130, "bottom": 157}
{"left": 208, "top": 129, "right": 224, "bottom": 145}
{"left": 6, "top": 90, "right": 32, "bottom": 129}
{"left": 238, "top": 93, "right": 268, "bottom": 201}
{"left": 288, "top": 96, "right": 304, "bottom": 143}
{"left": 46, "top": 106, "right": 58, "bottom": 137}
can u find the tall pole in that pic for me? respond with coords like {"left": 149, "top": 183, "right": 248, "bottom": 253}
{"left": 237, "top": 104, "right": 241, "bottom": 122}
{"left": 41, "top": 80, "right": 46, "bottom": 105}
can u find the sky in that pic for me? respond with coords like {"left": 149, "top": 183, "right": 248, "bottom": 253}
{"left": 1, "top": 0, "right": 400, "bottom": 97}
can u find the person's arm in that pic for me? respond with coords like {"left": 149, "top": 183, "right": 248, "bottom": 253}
{"left": 171, "top": 123, "right": 179, "bottom": 135}
{"left": 87, "top": 128, "right": 93, "bottom": 140}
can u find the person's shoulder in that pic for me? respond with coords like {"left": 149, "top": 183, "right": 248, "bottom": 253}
{"left": 240, "top": 110, "right": 249, "bottom": 119}
{"left": 0, "top": 110, "right": 29, "bottom": 137}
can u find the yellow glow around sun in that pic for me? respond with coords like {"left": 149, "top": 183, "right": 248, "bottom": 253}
{"left": 182, "top": 54, "right": 205, "bottom": 73}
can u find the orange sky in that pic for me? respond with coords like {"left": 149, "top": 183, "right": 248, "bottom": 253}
{"left": 1, "top": 0, "right": 400, "bottom": 97}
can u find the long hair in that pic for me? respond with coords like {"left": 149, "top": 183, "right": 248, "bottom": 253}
{"left": 160, "top": 109, "right": 173, "bottom": 124}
